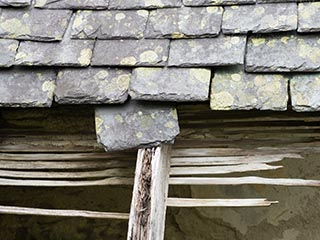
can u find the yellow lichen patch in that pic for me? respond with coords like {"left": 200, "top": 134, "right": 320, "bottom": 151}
{"left": 35, "top": 0, "right": 47, "bottom": 7}
{"left": 136, "top": 131, "right": 143, "bottom": 139}
{"left": 281, "top": 36, "right": 290, "bottom": 44}
{"left": 165, "top": 121, "right": 176, "bottom": 129}
{"left": 231, "top": 6, "right": 239, "bottom": 10}
{"left": 171, "top": 109, "right": 178, "bottom": 120}
{"left": 206, "top": 7, "right": 219, "bottom": 13}
{"left": 298, "top": 40, "right": 320, "bottom": 63}
{"left": 137, "top": 10, "right": 148, "bottom": 18}
{"left": 0, "top": 18, "right": 31, "bottom": 36}
{"left": 230, "top": 36, "right": 240, "bottom": 44}
{"left": 251, "top": 38, "right": 266, "bottom": 46}
{"left": 267, "top": 39, "right": 276, "bottom": 48}
{"left": 254, "top": 6, "right": 265, "bottom": 15}
{"left": 139, "top": 50, "right": 158, "bottom": 63}
{"left": 78, "top": 48, "right": 92, "bottom": 66}
{"left": 145, "top": 0, "right": 164, "bottom": 7}
{"left": 114, "top": 114, "right": 124, "bottom": 123}
{"left": 171, "top": 32, "right": 185, "bottom": 39}
{"left": 41, "top": 80, "right": 55, "bottom": 99}
{"left": 136, "top": 67, "right": 158, "bottom": 78}
{"left": 72, "top": 13, "right": 86, "bottom": 30}
{"left": 116, "top": 74, "right": 131, "bottom": 90}
{"left": 294, "top": 92, "right": 308, "bottom": 106}
{"left": 7, "top": 43, "right": 18, "bottom": 52}
{"left": 115, "top": 13, "right": 126, "bottom": 21}
{"left": 120, "top": 56, "right": 137, "bottom": 66}
{"left": 95, "top": 117, "right": 104, "bottom": 135}
{"left": 94, "top": 70, "right": 109, "bottom": 80}
{"left": 189, "top": 69, "right": 211, "bottom": 83}
{"left": 211, "top": 91, "right": 234, "bottom": 110}
{"left": 231, "top": 73, "right": 242, "bottom": 82}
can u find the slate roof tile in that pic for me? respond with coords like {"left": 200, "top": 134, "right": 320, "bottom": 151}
{"left": 92, "top": 39, "right": 169, "bottom": 66}
{"left": 34, "top": 0, "right": 109, "bottom": 9}
{"left": 0, "top": 0, "right": 30, "bottom": 7}
{"left": 246, "top": 34, "right": 320, "bottom": 72}
{"left": 183, "top": 0, "right": 256, "bottom": 6}
{"left": 55, "top": 68, "right": 131, "bottom": 104}
{"left": 145, "top": 6, "right": 223, "bottom": 38}
{"left": 0, "top": 68, "right": 56, "bottom": 107}
{"left": 130, "top": 68, "right": 211, "bottom": 101}
{"left": 0, "top": 39, "right": 18, "bottom": 67}
{"left": 168, "top": 36, "right": 246, "bottom": 67}
{"left": 108, "top": 0, "right": 182, "bottom": 9}
{"left": 222, "top": 3, "right": 297, "bottom": 34}
{"left": 0, "top": 8, "right": 72, "bottom": 41}
{"left": 71, "top": 10, "right": 149, "bottom": 39}
{"left": 298, "top": 2, "right": 320, "bottom": 33}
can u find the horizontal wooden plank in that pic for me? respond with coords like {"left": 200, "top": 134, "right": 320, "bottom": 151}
{"left": 167, "top": 198, "right": 278, "bottom": 207}
{"left": 170, "top": 177, "right": 320, "bottom": 187}
{"left": 0, "top": 205, "right": 129, "bottom": 220}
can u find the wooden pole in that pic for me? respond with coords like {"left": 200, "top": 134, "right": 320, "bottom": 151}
{"left": 127, "top": 144, "right": 172, "bottom": 240}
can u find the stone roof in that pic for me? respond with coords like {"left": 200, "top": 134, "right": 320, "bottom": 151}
{"left": 0, "top": 0, "right": 320, "bottom": 151}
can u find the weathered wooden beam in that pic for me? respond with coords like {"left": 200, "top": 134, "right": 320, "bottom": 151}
{"left": 167, "top": 198, "right": 278, "bottom": 207}
{"left": 127, "top": 144, "right": 171, "bottom": 240}
{"left": 0, "top": 205, "right": 129, "bottom": 220}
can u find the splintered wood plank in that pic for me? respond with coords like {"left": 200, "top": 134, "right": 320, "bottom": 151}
{"left": 167, "top": 198, "right": 278, "bottom": 207}
{"left": 0, "top": 205, "right": 129, "bottom": 220}
{"left": 170, "top": 177, "right": 320, "bottom": 187}
{"left": 127, "top": 145, "right": 171, "bottom": 240}
{"left": 170, "top": 154, "right": 302, "bottom": 166}
{"left": 170, "top": 163, "right": 282, "bottom": 176}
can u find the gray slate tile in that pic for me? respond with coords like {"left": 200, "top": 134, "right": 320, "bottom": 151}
{"left": 71, "top": 10, "right": 149, "bottom": 39}
{"left": 34, "top": 0, "right": 109, "bottom": 9}
{"left": 55, "top": 68, "right": 131, "bottom": 104}
{"left": 145, "top": 6, "right": 223, "bottom": 38}
{"left": 92, "top": 39, "right": 169, "bottom": 66}
{"left": 0, "top": 0, "right": 30, "bottom": 6}
{"left": 210, "top": 66, "right": 289, "bottom": 110}
{"left": 290, "top": 74, "right": 320, "bottom": 112}
{"left": 298, "top": 2, "right": 320, "bottom": 33}
{"left": 183, "top": 0, "right": 255, "bottom": 6}
{"left": 0, "top": 39, "right": 18, "bottom": 67}
{"left": 0, "top": 8, "right": 72, "bottom": 41}
{"left": 223, "top": 3, "right": 297, "bottom": 34}
{"left": 109, "top": 0, "right": 182, "bottom": 9}
{"left": 130, "top": 68, "right": 211, "bottom": 101}
{"left": 246, "top": 34, "right": 320, "bottom": 72}
{"left": 0, "top": 69, "right": 56, "bottom": 107}
{"left": 168, "top": 36, "right": 246, "bottom": 67}
{"left": 95, "top": 101, "right": 180, "bottom": 151}
{"left": 15, "top": 40, "right": 94, "bottom": 67}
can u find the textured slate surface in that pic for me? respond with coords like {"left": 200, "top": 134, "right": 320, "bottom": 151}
{"left": 183, "top": 0, "right": 255, "bottom": 6}
{"left": 211, "top": 66, "right": 289, "bottom": 111}
{"left": 109, "top": 0, "right": 182, "bottom": 9}
{"left": 0, "top": 0, "right": 30, "bottom": 6}
{"left": 130, "top": 68, "right": 211, "bottom": 101}
{"left": 55, "top": 68, "right": 130, "bottom": 104}
{"left": 298, "top": 2, "right": 320, "bottom": 32}
{"left": 0, "top": 39, "right": 18, "bottom": 67}
{"left": 95, "top": 101, "right": 180, "bottom": 151}
{"left": 34, "top": 0, "right": 109, "bottom": 9}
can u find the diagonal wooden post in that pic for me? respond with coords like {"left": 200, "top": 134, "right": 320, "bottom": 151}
{"left": 127, "top": 144, "right": 172, "bottom": 240}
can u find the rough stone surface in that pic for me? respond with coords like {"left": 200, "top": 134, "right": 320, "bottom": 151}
{"left": 298, "top": 2, "right": 320, "bottom": 33}
{"left": 109, "top": 0, "right": 182, "bottom": 9}
{"left": 183, "top": 0, "right": 255, "bottom": 6}
{"left": 71, "top": 10, "right": 149, "bottom": 39}
{"left": 211, "top": 66, "right": 289, "bottom": 110}
{"left": 0, "top": 0, "right": 30, "bottom": 6}
{"left": 145, "top": 6, "right": 223, "bottom": 38}
{"left": 55, "top": 68, "right": 131, "bottom": 104}
{"left": 246, "top": 34, "right": 320, "bottom": 72}
{"left": 290, "top": 74, "right": 320, "bottom": 112}
{"left": 130, "top": 68, "right": 211, "bottom": 101}
{"left": 0, "top": 39, "right": 18, "bottom": 67}
{"left": 0, "top": 69, "right": 56, "bottom": 107}
{"left": 92, "top": 39, "right": 169, "bottom": 66}
{"left": 15, "top": 40, "right": 94, "bottom": 67}
{"left": 169, "top": 36, "right": 246, "bottom": 66}
{"left": 0, "top": 9, "right": 72, "bottom": 41}
{"left": 223, "top": 3, "right": 297, "bottom": 34}
{"left": 95, "top": 101, "right": 180, "bottom": 151}
{"left": 34, "top": 0, "right": 109, "bottom": 9}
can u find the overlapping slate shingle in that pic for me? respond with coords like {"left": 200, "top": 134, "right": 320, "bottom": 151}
{"left": 95, "top": 101, "right": 180, "bottom": 151}
{"left": 0, "top": 9, "right": 71, "bottom": 41}
{"left": 0, "top": 69, "right": 56, "bottom": 107}
{"left": 109, "top": 0, "right": 182, "bottom": 9}
{"left": 298, "top": 2, "right": 320, "bottom": 33}
{"left": 183, "top": 0, "right": 255, "bottom": 6}
{"left": 0, "top": 39, "right": 18, "bottom": 67}
{"left": 130, "top": 68, "right": 211, "bottom": 101}
{"left": 92, "top": 39, "right": 169, "bottom": 66}
{"left": 55, "top": 68, "right": 130, "bottom": 104}
{"left": 34, "top": 0, "right": 109, "bottom": 9}
{"left": 145, "top": 6, "right": 223, "bottom": 38}
{"left": 0, "top": 0, "right": 30, "bottom": 7}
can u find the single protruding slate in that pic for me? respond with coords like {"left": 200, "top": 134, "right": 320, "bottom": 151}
{"left": 168, "top": 36, "right": 246, "bottom": 66}
{"left": 223, "top": 3, "right": 297, "bottom": 34}
{"left": 298, "top": 2, "right": 320, "bottom": 33}
{"left": 0, "top": 0, "right": 30, "bottom": 6}
{"left": 0, "top": 39, "right": 18, "bottom": 67}
{"left": 92, "top": 40, "right": 169, "bottom": 66}
{"left": 95, "top": 101, "right": 180, "bottom": 151}
{"left": 15, "top": 40, "right": 94, "bottom": 67}
{"left": 71, "top": 10, "right": 149, "bottom": 39}
{"left": 109, "top": 0, "right": 182, "bottom": 9}
{"left": 145, "top": 7, "right": 223, "bottom": 38}
{"left": 290, "top": 74, "right": 320, "bottom": 112}
{"left": 210, "top": 66, "right": 289, "bottom": 111}
{"left": 0, "top": 69, "right": 56, "bottom": 107}
{"left": 246, "top": 34, "right": 320, "bottom": 72}
{"left": 130, "top": 68, "right": 211, "bottom": 101}
{"left": 183, "top": 0, "right": 255, "bottom": 6}
{"left": 55, "top": 68, "right": 131, "bottom": 104}
{"left": 34, "top": 0, "right": 109, "bottom": 9}
{"left": 0, "top": 9, "right": 72, "bottom": 41}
